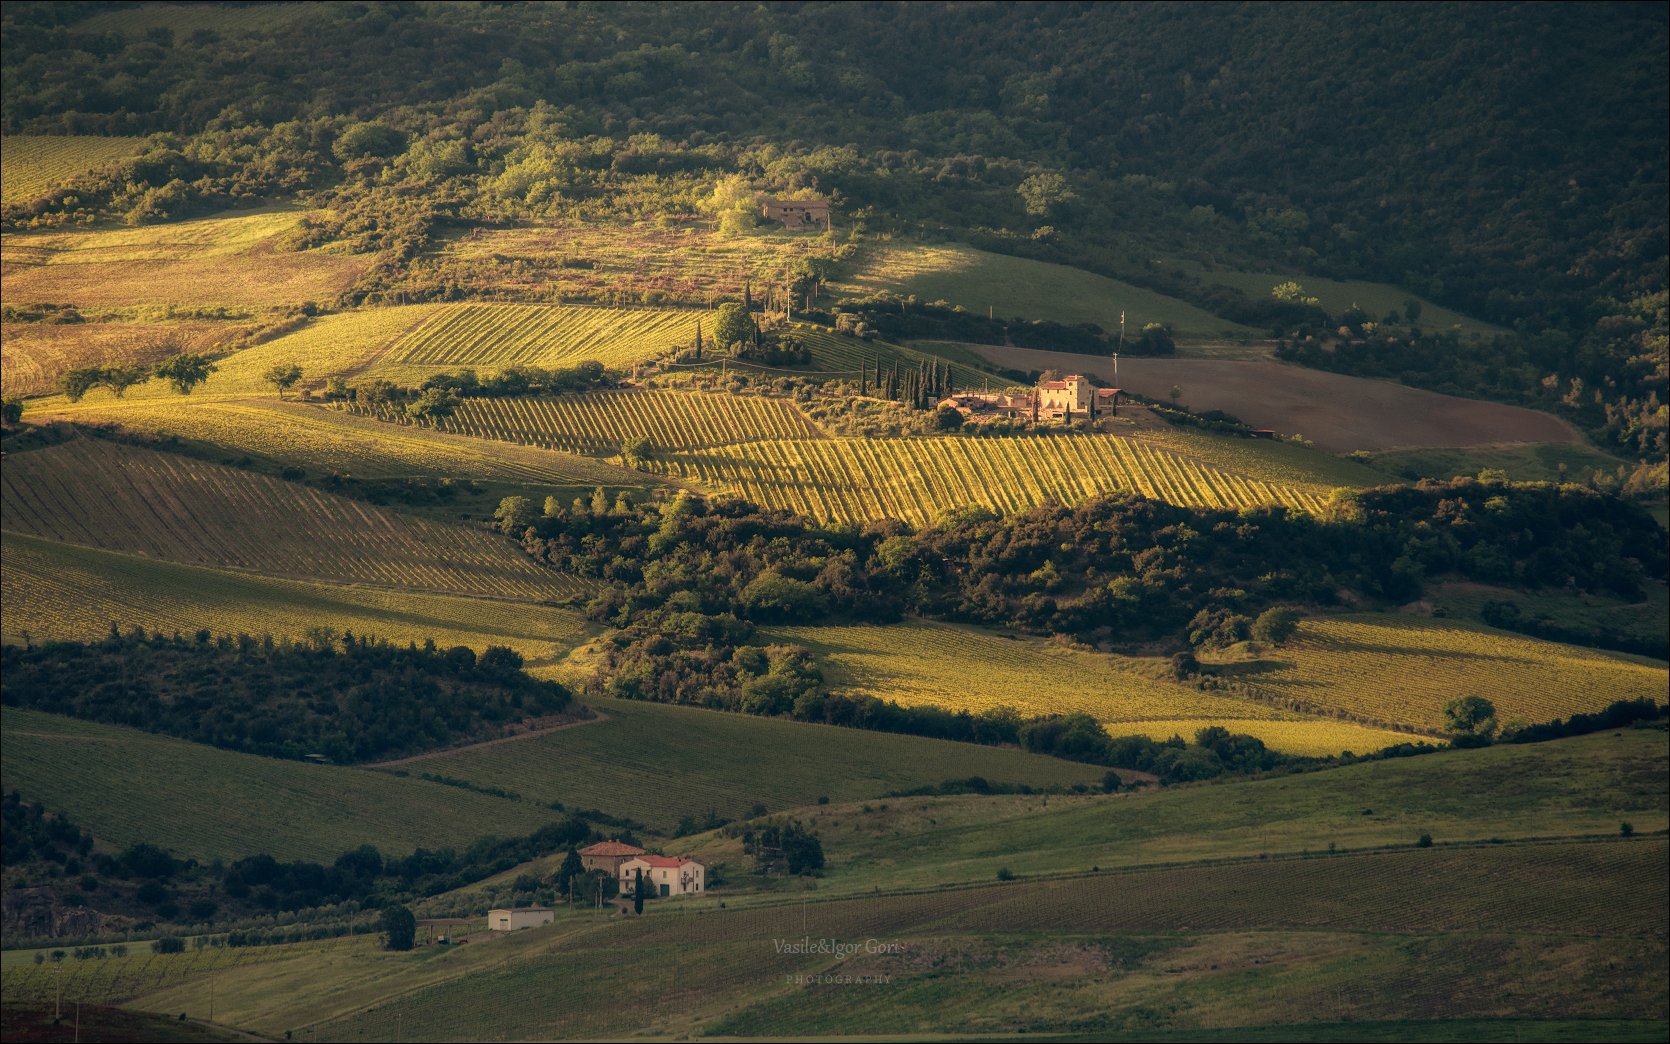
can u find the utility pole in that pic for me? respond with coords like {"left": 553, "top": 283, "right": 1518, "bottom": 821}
{"left": 56, "top": 961, "right": 61, "bottom": 1020}
{"left": 1116, "top": 310, "right": 1125, "bottom": 379}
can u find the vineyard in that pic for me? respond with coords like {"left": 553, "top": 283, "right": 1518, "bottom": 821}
{"left": 0, "top": 532, "right": 591, "bottom": 661}
{"left": 396, "top": 696, "right": 1103, "bottom": 833}
{"left": 654, "top": 433, "right": 1330, "bottom": 524}
{"left": 1, "top": 439, "right": 587, "bottom": 601}
{"left": 51, "top": 398, "right": 634, "bottom": 487}
{"left": 0, "top": 527, "right": 591, "bottom": 658}
{"left": 1238, "top": 616, "right": 1670, "bottom": 731}
{"left": 0, "top": 708, "right": 559, "bottom": 863}
{"left": 1112, "top": 718, "right": 1418, "bottom": 757}
{"left": 380, "top": 390, "right": 822, "bottom": 454}
{"left": 784, "top": 326, "right": 994, "bottom": 388}
{"left": 0, "top": 136, "right": 147, "bottom": 205}
{"left": 365, "top": 303, "right": 700, "bottom": 383}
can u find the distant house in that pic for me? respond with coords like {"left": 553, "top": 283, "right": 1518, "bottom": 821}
{"left": 760, "top": 197, "right": 830, "bottom": 231}
{"left": 938, "top": 377, "right": 1126, "bottom": 423}
{"left": 618, "top": 855, "right": 707, "bottom": 898}
{"left": 489, "top": 906, "right": 552, "bottom": 931}
{"left": 578, "top": 840, "right": 645, "bottom": 876}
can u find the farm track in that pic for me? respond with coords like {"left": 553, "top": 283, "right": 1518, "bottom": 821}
{"left": 0, "top": 438, "right": 589, "bottom": 600}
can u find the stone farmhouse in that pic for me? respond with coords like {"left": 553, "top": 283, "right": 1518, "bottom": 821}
{"left": 938, "top": 375, "right": 1126, "bottom": 422}
{"left": 578, "top": 840, "right": 645, "bottom": 876}
{"left": 760, "top": 197, "right": 830, "bottom": 231}
{"left": 618, "top": 854, "right": 707, "bottom": 898}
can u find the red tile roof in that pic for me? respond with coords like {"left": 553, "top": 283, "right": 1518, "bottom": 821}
{"left": 626, "top": 854, "right": 699, "bottom": 868}
{"left": 580, "top": 841, "right": 646, "bottom": 857}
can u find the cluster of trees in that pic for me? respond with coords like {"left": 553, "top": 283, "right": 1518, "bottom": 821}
{"left": 57, "top": 353, "right": 218, "bottom": 402}
{"left": 511, "top": 479, "right": 1662, "bottom": 654}
{"left": 0, "top": 627, "right": 572, "bottom": 764}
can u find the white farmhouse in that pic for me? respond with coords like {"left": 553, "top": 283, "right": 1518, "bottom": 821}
{"left": 618, "top": 855, "right": 706, "bottom": 898}
{"left": 488, "top": 906, "right": 553, "bottom": 931}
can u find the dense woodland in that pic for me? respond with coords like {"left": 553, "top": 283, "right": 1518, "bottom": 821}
{"left": 0, "top": 629, "right": 573, "bottom": 763}
{"left": 530, "top": 479, "right": 1663, "bottom": 650}
{"left": 2, "top": 2, "right": 1664, "bottom": 463}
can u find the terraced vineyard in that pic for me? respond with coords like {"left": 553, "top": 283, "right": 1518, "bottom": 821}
{"left": 654, "top": 433, "right": 1330, "bottom": 524}
{"left": 0, "top": 136, "right": 147, "bottom": 204}
{"left": 0, "top": 532, "right": 590, "bottom": 660}
{"left": 767, "top": 623, "right": 1415, "bottom": 756}
{"left": 363, "top": 303, "right": 699, "bottom": 384}
{"left": 1, "top": 439, "right": 586, "bottom": 600}
{"left": 429, "top": 390, "right": 820, "bottom": 454}
{"left": 1238, "top": 615, "right": 1670, "bottom": 731}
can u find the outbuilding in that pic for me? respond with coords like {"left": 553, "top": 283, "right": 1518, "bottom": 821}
{"left": 488, "top": 906, "right": 553, "bottom": 932}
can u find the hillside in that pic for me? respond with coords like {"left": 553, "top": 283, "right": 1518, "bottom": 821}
{"left": 0, "top": 532, "right": 593, "bottom": 662}
{"left": 0, "top": 437, "right": 585, "bottom": 600}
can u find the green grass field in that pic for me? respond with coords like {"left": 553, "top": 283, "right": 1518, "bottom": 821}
{"left": 0, "top": 136, "right": 148, "bottom": 205}
{"left": 6, "top": 726, "right": 1660, "bottom": 1039}
{"left": 0, "top": 531, "right": 594, "bottom": 661}
{"left": 1425, "top": 581, "right": 1669, "bottom": 660}
{"left": 1193, "top": 268, "right": 1506, "bottom": 337}
{"left": 835, "top": 242, "right": 1264, "bottom": 338}
{"left": 2, "top": 438, "right": 587, "bottom": 601}
{"left": 765, "top": 622, "right": 1414, "bottom": 756}
{"left": 376, "top": 696, "right": 1104, "bottom": 833}
{"left": 0, "top": 708, "right": 564, "bottom": 865}
{"left": 1361, "top": 441, "right": 1641, "bottom": 485}
{"left": 1222, "top": 615, "right": 1669, "bottom": 731}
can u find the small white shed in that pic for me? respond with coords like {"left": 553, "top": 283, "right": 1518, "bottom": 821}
{"left": 489, "top": 906, "right": 553, "bottom": 932}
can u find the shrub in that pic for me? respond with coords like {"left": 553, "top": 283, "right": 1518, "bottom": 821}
{"left": 152, "top": 937, "right": 185, "bottom": 954}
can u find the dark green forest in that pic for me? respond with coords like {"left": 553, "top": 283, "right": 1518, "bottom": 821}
{"left": 0, "top": 629, "right": 574, "bottom": 763}
{"left": 2, "top": 2, "right": 1665, "bottom": 458}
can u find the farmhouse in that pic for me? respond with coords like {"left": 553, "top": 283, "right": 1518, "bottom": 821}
{"left": 939, "top": 377, "right": 1127, "bottom": 422}
{"left": 488, "top": 906, "right": 553, "bottom": 931}
{"left": 578, "top": 840, "right": 645, "bottom": 876}
{"left": 618, "top": 855, "right": 707, "bottom": 898}
{"left": 760, "top": 197, "right": 831, "bottom": 231}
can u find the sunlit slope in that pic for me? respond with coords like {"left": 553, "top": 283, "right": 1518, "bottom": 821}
{"left": 423, "top": 390, "right": 822, "bottom": 454}
{"left": 0, "top": 136, "right": 147, "bottom": 204}
{"left": 0, "top": 708, "right": 561, "bottom": 865}
{"left": 1232, "top": 615, "right": 1669, "bottom": 731}
{"left": 835, "top": 242, "right": 1262, "bottom": 338}
{"left": 1200, "top": 268, "right": 1506, "bottom": 336}
{"left": 359, "top": 303, "right": 700, "bottom": 385}
{"left": 653, "top": 433, "right": 1330, "bottom": 525}
{"left": 33, "top": 397, "right": 635, "bottom": 486}
{"left": 1, "top": 438, "right": 584, "bottom": 600}
{"left": 0, "top": 532, "right": 590, "bottom": 661}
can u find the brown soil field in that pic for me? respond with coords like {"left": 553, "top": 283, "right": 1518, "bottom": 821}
{"left": 0, "top": 250, "right": 367, "bottom": 309}
{"left": 1, "top": 322, "right": 227, "bottom": 396}
{"left": 972, "top": 345, "right": 1578, "bottom": 452}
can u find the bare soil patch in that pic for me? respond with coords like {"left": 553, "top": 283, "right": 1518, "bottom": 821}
{"left": 1, "top": 322, "right": 227, "bottom": 396}
{"left": 973, "top": 345, "right": 1578, "bottom": 452}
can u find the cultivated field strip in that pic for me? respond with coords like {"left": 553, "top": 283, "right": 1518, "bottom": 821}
{"left": 1246, "top": 616, "right": 1670, "bottom": 731}
{"left": 417, "top": 390, "right": 821, "bottom": 454}
{"left": 653, "top": 435, "right": 1328, "bottom": 524}
{"left": 928, "top": 840, "right": 1669, "bottom": 937}
{"left": 792, "top": 327, "right": 990, "bottom": 387}
{"left": 385, "top": 303, "right": 699, "bottom": 370}
{"left": 0, "top": 439, "right": 585, "bottom": 600}
{"left": 0, "top": 136, "right": 147, "bottom": 204}
{"left": 0, "top": 936, "right": 353, "bottom": 1007}
{"left": 0, "top": 532, "right": 590, "bottom": 659}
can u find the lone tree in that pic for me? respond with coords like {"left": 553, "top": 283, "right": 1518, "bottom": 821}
{"left": 1442, "top": 695, "right": 1497, "bottom": 738}
{"left": 262, "top": 363, "right": 304, "bottom": 399}
{"left": 153, "top": 353, "right": 218, "bottom": 395}
{"left": 713, "top": 302, "right": 755, "bottom": 351}
{"left": 379, "top": 904, "right": 416, "bottom": 951}
{"left": 1251, "top": 607, "right": 1300, "bottom": 646}
{"left": 621, "top": 435, "right": 653, "bottom": 470}
{"left": 405, "top": 387, "right": 456, "bottom": 425}
{"left": 58, "top": 367, "right": 106, "bottom": 402}
{"left": 1, "top": 396, "right": 22, "bottom": 425}
{"left": 99, "top": 364, "right": 152, "bottom": 399}
{"left": 934, "top": 404, "right": 964, "bottom": 430}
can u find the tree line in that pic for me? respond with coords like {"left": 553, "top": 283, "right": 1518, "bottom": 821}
{"left": 0, "top": 627, "right": 573, "bottom": 764}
